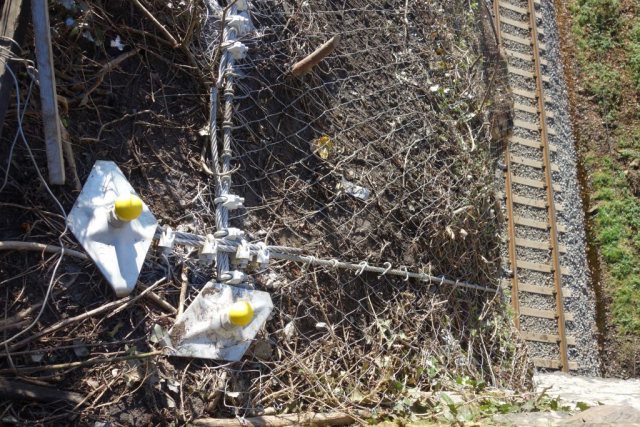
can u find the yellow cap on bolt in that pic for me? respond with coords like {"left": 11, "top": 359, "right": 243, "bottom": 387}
{"left": 114, "top": 194, "right": 143, "bottom": 221}
{"left": 228, "top": 301, "right": 254, "bottom": 327}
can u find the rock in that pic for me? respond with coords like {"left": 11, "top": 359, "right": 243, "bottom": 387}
{"left": 493, "top": 411, "right": 573, "bottom": 427}
{"left": 556, "top": 405, "right": 640, "bottom": 426}
{"left": 535, "top": 373, "right": 640, "bottom": 409}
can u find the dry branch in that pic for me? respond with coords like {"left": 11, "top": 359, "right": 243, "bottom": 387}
{"left": 6, "top": 278, "right": 166, "bottom": 352}
{"left": 0, "top": 351, "right": 161, "bottom": 374}
{"left": 131, "top": 0, "right": 178, "bottom": 46}
{"left": 290, "top": 35, "right": 341, "bottom": 77}
{"left": 193, "top": 410, "right": 370, "bottom": 427}
{"left": 0, "top": 241, "right": 88, "bottom": 260}
{"left": 0, "top": 378, "right": 84, "bottom": 404}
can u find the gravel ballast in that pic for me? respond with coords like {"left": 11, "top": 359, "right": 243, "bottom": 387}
{"left": 491, "top": 0, "right": 600, "bottom": 375}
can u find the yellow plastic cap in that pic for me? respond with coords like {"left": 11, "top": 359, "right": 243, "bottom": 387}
{"left": 228, "top": 301, "right": 254, "bottom": 327}
{"left": 114, "top": 194, "right": 143, "bottom": 221}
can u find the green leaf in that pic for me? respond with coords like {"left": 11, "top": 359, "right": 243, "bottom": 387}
{"left": 149, "top": 323, "right": 167, "bottom": 343}
{"left": 440, "top": 392, "right": 455, "bottom": 406}
{"left": 522, "top": 399, "right": 535, "bottom": 412}
{"left": 576, "top": 402, "right": 590, "bottom": 412}
{"left": 106, "top": 321, "right": 123, "bottom": 338}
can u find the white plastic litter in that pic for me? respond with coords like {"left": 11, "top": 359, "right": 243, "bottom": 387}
{"left": 162, "top": 282, "right": 273, "bottom": 361}
{"left": 341, "top": 176, "right": 370, "bottom": 201}
{"left": 110, "top": 35, "right": 125, "bottom": 51}
{"left": 67, "top": 161, "right": 157, "bottom": 297}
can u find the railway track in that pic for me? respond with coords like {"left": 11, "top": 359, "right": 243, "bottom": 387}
{"left": 493, "top": 0, "right": 577, "bottom": 372}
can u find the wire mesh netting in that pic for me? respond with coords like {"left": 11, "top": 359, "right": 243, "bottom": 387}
{"left": 0, "top": 0, "right": 532, "bottom": 422}
{"left": 193, "top": 0, "right": 529, "bottom": 417}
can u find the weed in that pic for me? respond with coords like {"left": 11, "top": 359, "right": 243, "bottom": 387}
{"left": 570, "top": 0, "right": 640, "bottom": 336}
{"left": 584, "top": 63, "right": 622, "bottom": 120}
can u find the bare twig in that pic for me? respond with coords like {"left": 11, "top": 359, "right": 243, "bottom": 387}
{"left": 131, "top": 0, "right": 178, "bottom": 46}
{"left": 138, "top": 283, "right": 176, "bottom": 314}
{"left": 6, "top": 278, "right": 166, "bottom": 352}
{"left": 0, "top": 351, "right": 162, "bottom": 374}
{"left": 193, "top": 411, "right": 370, "bottom": 427}
{"left": 0, "top": 241, "right": 88, "bottom": 260}
{"left": 0, "top": 378, "right": 85, "bottom": 404}
{"left": 177, "top": 265, "right": 188, "bottom": 318}
{"left": 79, "top": 49, "right": 140, "bottom": 107}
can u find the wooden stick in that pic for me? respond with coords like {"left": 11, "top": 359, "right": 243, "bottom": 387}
{"left": 0, "top": 0, "right": 30, "bottom": 137}
{"left": 138, "top": 283, "right": 176, "bottom": 314}
{"left": 290, "top": 35, "right": 341, "bottom": 77}
{"left": 59, "top": 120, "right": 81, "bottom": 191}
{"left": 31, "top": 0, "right": 64, "bottom": 184}
{"left": 0, "top": 240, "right": 89, "bottom": 260}
{"left": 0, "top": 378, "right": 84, "bottom": 404}
{"left": 0, "top": 350, "right": 161, "bottom": 374}
{"left": 177, "top": 265, "right": 188, "bottom": 317}
{"left": 193, "top": 411, "right": 369, "bottom": 427}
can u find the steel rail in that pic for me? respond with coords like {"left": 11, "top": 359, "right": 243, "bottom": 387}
{"left": 526, "top": 0, "right": 569, "bottom": 373}
{"left": 494, "top": 0, "right": 569, "bottom": 372}
{"left": 494, "top": 0, "right": 521, "bottom": 329}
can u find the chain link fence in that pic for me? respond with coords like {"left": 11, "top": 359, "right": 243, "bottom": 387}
{"left": 0, "top": 0, "right": 529, "bottom": 421}
{"left": 190, "top": 0, "right": 529, "bottom": 417}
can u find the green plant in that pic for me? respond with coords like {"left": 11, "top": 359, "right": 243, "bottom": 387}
{"left": 574, "top": 0, "right": 621, "bottom": 51}
{"left": 585, "top": 63, "right": 622, "bottom": 118}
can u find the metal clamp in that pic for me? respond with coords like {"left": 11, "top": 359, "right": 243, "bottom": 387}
{"left": 225, "top": 14, "right": 251, "bottom": 35}
{"left": 199, "top": 234, "right": 217, "bottom": 266}
{"left": 157, "top": 226, "right": 175, "bottom": 255}
{"left": 224, "top": 270, "right": 247, "bottom": 285}
{"left": 215, "top": 194, "right": 245, "bottom": 211}
{"left": 225, "top": 227, "right": 245, "bottom": 241}
{"left": 252, "top": 242, "right": 270, "bottom": 270}
{"left": 226, "top": 41, "right": 248, "bottom": 60}
{"left": 231, "top": 239, "right": 251, "bottom": 269}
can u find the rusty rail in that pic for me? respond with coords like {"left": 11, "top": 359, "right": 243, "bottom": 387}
{"left": 495, "top": 0, "right": 570, "bottom": 372}
{"left": 526, "top": 0, "right": 569, "bottom": 373}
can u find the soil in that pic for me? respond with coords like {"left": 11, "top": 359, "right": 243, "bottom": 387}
{"left": 554, "top": 0, "right": 640, "bottom": 378}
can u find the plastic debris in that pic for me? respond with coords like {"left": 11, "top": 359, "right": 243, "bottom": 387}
{"left": 110, "top": 35, "right": 125, "bottom": 51}
{"left": 341, "top": 176, "right": 370, "bottom": 201}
